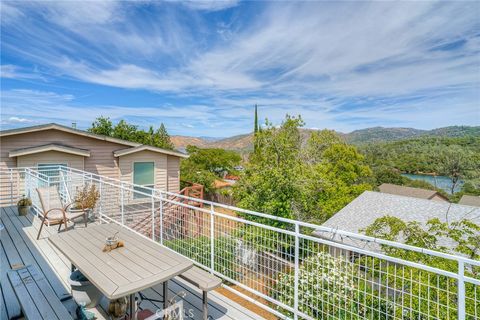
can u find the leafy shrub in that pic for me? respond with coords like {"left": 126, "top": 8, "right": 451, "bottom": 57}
{"left": 17, "top": 195, "right": 32, "bottom": 206}
{"left": 274, "top": 251, "right": 356, "bottom": 319}
{"left": 272, "top": 251, "right": 479, "bottom": 319}
{"left": 74, "top": 184, "right": 100, "bottom": 209}
{"left": 164, "top": 235, "right": 240, "bottom": 281}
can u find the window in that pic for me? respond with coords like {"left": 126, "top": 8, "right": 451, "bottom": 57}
{"left": 133, "top": 162, "right": 154, "bottom": 198}
{"left": 37, "top": 163, "right": 67, "bottom": 186}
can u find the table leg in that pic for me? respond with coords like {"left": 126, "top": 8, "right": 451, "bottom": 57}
{"left": 163, "top": 280, "right": 168, "bottom": 311}
{"left": 129, "top": 293, "right": 136, "bottom": 320}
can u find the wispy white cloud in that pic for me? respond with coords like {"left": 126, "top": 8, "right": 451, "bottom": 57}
{"left": 0, "top": 89, "right": 241, "bottom": 135}
{"left": 173, "top": 0, "right": 239, "bottom": 12}
{"left": 1, "top": 1, "right": 479, "bottom": 134}
{"left": 1, "top": 64, "right": 46, "bottom": 81}
{"left": 8, "top": 116, "right": 33, "bottom": 123}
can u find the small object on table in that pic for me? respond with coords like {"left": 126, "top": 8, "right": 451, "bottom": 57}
{"left": 103, "top": 232, "right": 123, "bottom": 252}
{"left": 103, "top": 240, "right": 124, "bottom": 252}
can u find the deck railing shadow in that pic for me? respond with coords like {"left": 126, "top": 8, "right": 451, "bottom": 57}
{"left": 0, "top": 206, "right": 77, "bottom": 319}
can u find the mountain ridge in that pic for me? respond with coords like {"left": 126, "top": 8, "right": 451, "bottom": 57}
{"left": 172, "top": 125, "right": 480, "bottom": 151}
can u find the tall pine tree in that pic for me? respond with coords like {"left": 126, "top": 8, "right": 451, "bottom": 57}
{"left": 155, "top": 123, "right": 174, "bottom": 150}
{"left": 254, "top": 104, "right": 259, "bottom": 152}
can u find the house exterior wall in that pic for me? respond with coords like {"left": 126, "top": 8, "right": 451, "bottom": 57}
{"left": 118, "top": 150, "right": 168, "bottom": 191}
{"left": 167, "top": 156, "right": 180, "bottom": 192}
{"left": 0, "top": 129, "right": 182, "bottom": 202}
{"left": 16, "top": 150, "right": 85, "bottom": 171}
{"left": 0, "top": 129, "right": 123, "bottom": 179}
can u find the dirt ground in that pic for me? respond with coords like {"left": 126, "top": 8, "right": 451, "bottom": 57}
{"left": 216, "top": 285, "right": 279, "bottom": 320}
{"left": 212, "top": 205, "right": 280, "bottom": 320}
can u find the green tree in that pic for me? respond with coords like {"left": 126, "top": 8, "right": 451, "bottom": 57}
{"left": 254, "top": 104, "right": 259, "bottom": 134}
{"left": 439, "top": 146, "right": 478, "bottom": 194}
{"left": 363, "top": 215, "right": 480, "bottom": 267}
{"left": 154, "top": 123, "right": 174, "bottom": 150}
{"left": 235, "top": 116, "right": 304, "bottom": 225}
{"left": 88, "top": 117, "right": 175, "bottom": 150}
{"left": 360, "top": 215, "right": 480, "bottom": 319}
{"left": 253, "top": 104, "right": 259, "bottom": 153}
{"left": 235, "top": 115, "right": 372, "bottom": 225}
{"left": 112, "top": 120, "right": 139, "bottom": 141}
{"left": 372, "top": 167, "right": 406, "bottom": 185}
{"left": 360, "top": 136, "right": 480, "bottom": 196}
{"left": 180, "top": 146, "right": 241, "bottom": 193}
{"left": 298, "top": 142, "right": 372, "bottom": 223}
{"left": 88, "top": 116, "right": 113, "bottom": 136}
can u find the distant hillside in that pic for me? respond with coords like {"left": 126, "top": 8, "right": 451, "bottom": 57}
{"left": 345, "top": 125, "right": 480, "bottom": 144}
{"left": 171, "top": 136, "right": 211, "bottom": 150}
{"left": 344, "top": 127, "right": 424, "bottom": 144}
{"left": 172, "top": 126, "right": 480, "bottom": 151}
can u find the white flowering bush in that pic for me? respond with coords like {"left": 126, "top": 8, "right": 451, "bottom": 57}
{"left": 274, "top": 251, "right": 356, "bottom": 318}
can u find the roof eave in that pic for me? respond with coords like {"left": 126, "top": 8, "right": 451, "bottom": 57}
{"left": 114, "top": 146, "right": 188, "bottom": 158}
{"left": 9, "top": 145, "right": 91, "bottom": 158}
{"left": 0, "top": 123, "right": 139, "bottom": 148}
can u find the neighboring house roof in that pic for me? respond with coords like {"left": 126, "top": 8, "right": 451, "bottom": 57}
{"left": 378, "top": 183, "right": 448, "bottom": 201}
{"left": 458, "top": 195, "right": 480, "bottom": 207}
{"left": 313, "top": 191, "right": 480, "bottom": 253}
{"left": 0, "top": 123, "right": 187, "bottom": 158}
{"left": 113, "top": 145, "right": 188, "bottom": 158}
{"left": 9, "top": 143, "right": 91, "bottom": 158}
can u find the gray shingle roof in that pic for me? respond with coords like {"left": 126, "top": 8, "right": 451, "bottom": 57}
{"left": 313, "top": 191, "right": 480, "bottom": 252}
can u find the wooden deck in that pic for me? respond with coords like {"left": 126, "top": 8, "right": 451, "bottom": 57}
{"left": 0, "top": 206, "right": 264, "bottom": 320}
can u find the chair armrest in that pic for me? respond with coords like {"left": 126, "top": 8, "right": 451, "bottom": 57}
{"left": 42, "top": 207, "right": 67, "bottom": 220}
{"left": 44, "top": 207, "right": 66, "bottom": 215}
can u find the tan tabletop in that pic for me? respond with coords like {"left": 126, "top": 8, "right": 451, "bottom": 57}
{"left": 49, "top": 223, "right": 193, "bottom": 300}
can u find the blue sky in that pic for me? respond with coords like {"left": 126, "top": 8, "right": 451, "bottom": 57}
{"left": 1, "top": 1, "right": 479, "bottom": 137}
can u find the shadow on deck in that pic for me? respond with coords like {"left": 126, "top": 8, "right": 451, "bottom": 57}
{"left": 0, "top": 206, "right": 263, "bottom": 320}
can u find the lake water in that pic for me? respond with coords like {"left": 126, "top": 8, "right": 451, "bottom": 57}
{"left": 401, "top": 173, "right": 463, "bottom": 194}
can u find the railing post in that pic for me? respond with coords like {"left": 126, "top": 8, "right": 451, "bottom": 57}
{"left": 9, "top": 170, "right": 13, "bottom": 205}
{"left": 24, "top": 169, "right": 29, "bottom": 199}
{"left": 159, "top": 192, "right": 164, "bottom": 245}
{"left": 151, "top": 195, "right": 155, "bottom": 241}
{"left": 458, "top": 260, "right": 465, "bottom": 320}
{"left": 99, "top": 177, "right": 103, "bottom": 219}
{"left": 293, "top": 223, "right": 300, "bottom": 320}
{"left": 120, "top": 182, "right": 124, "bottom": 225}
{"left": 210, "top": 204, "right": 215, "bottom": 274}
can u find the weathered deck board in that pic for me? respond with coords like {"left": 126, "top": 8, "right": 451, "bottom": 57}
{"left": 1, "top": 207, "right": 71, "bottom": 300}
{"left": 0, "top": 206, "right": 264, "bottom": 320}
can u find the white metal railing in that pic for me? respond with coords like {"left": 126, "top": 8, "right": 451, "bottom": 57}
{"left": 1, "top": 165, "right": 479, "bottom": 320}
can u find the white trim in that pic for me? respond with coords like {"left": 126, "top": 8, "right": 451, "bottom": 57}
{"left": 0, "top": 123, "right": 139, "bottom": 147}
{"left": 114, "top": 145, "right": 188, "bottom": 159}
{"left": 37, "top": 162, "right": 69, "bottom": 168}
{"left": 9, "top": 144, "right": 90, "bottom": 158}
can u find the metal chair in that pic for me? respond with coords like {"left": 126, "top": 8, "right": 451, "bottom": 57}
{"left": 36, "top": 186, "right": 87, "bottom": 239}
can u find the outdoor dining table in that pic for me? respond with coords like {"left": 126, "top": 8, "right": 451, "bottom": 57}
{"left": 49, "top": 223, "right": 193, "bottom": 319}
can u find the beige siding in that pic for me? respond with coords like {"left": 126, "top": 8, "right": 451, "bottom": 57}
{"left": 16, "top": 151, "right": 84, "bottom": 170}
{"left": 0, "top": 129, "right": 124, "bottom": 179}
{"left": 167, "top": 156, "right": 180, "bottom": 192}
{"left": 0, "top": 128, "right": 182, "bottom": 202}
{"left": 118, "top": 150, "right": 168, "bottom": 191}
